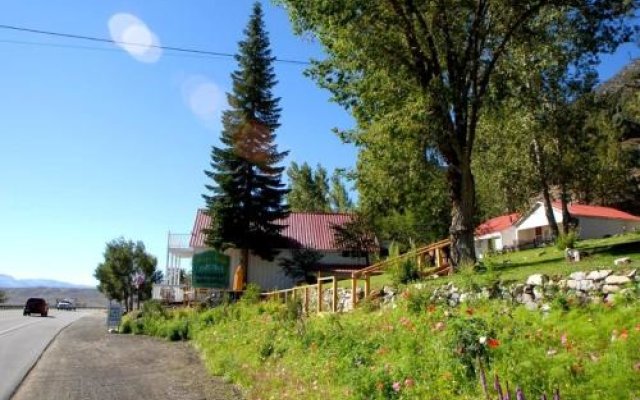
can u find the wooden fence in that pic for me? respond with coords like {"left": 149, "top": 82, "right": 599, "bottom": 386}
{"left": 349, "top": 239, "right": 452, "bottom": 308}
{"left": 262, "top": 275, "right": 340, "bottom": 313}
{"left": 262, "top": 238, "right": 453, "bottom": 314}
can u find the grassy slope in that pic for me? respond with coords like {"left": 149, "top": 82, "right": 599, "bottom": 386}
{"left": 345, "top": 233, "right": 640, "bottom": 291}
{"left": 125, "top": 234, "right": 640, "bottom": 399}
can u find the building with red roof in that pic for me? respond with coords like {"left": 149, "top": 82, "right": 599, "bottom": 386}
{"left": 474, "top": 201, "right": 640, "bottom": 257}
{"left": 162, "top": 209, "right": 374, "bottom": 291}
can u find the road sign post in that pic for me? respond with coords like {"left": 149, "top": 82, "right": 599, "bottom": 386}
{"left": 106, "top": 302, "right": 123, "bottom": 330}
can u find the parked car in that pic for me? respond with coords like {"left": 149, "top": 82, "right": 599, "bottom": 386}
{"left": 56, "top": 300, "right": 76, "bottom": 311}
{"left": 23, "top": 298, "right": 49, "bottom": 317}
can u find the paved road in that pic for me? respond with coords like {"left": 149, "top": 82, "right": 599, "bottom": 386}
{"left": 0, "top": 309, "right": 90, "bottom": 400}
{"left": 12, "top": 313, "right": 242, "bottom": 400}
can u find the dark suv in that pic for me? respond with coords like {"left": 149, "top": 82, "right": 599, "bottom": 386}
{"left": 24, "top": 298, "right": 49, "bottom": 317}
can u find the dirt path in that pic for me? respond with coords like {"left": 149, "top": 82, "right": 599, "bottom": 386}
{"left": 12, "top": 313, "right": 242, "bottom": 400}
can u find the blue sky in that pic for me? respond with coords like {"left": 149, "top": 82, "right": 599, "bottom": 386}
{"left": 0, "top": 1, "right": 637, "bottom": 286}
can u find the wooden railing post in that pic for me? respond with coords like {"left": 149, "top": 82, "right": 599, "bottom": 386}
{"left": 435, "top": 248, "right": 441, "bottom": 270}
{"left": 304, "top": 286, "right": 309, "bottom": 314}
{"left": 364, "top": 274, "right": 370, "bottom": 299}
{"left": 332, "top": 276, "right": 338, "bottom": 313}
{"left": 351, "top": 274, "right": 358, "bottom": 309}
{"left": 317, "top": 278, "right": 323, "bottom": 312}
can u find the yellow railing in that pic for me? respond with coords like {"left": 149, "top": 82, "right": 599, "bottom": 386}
{"left": 262, "top": 275, "right": 340, "bottom": 313}
{"left": 349, "top": 238, "right": 452, "bottom": 308}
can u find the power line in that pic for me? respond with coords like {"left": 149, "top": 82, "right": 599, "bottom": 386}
{"left": 0, "top": 23, "right": 311, "bottom": 65}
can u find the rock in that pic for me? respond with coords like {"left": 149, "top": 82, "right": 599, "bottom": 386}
{"left": 558, "top": 280, "right": 568, "bottom": 289}
{"left": 533, "top": 287, "right": 544, "bottom": 300}
{"left": 586, "top": 270, "right": 612, "bottom": 281}
{"left": 602, "top": 284, "right": 621, "bottom": 294}
{"left": 614, "top": 257, "right": 631, "bottom": 266}
{"left": 570, "top": 271, "right": 586, "bottom": 280}
{"left": 605, "top": 293, "right": 616, "bottom": 304}
{"left": 566, "top": 280, "right": 579, "bottom": 290}
{"left": 383, "top": 286, "right": 396, "bottom": 295}
{"left": 526, "top": 274, "right": 548, "bottom": 286}
{"left": 577, "top": 280, "right": 595, "bottom": 292}
{"left": 522, "top": 293, "right": 535, "bottom": 304}
{"left": 604, "top": 275, "right": 631, "bottom": 285}
{"left": 524, "top": 301, "right": 538, "bottom": 311}
{"left": 627, "top": 269, "right": 637, "bottom": 279}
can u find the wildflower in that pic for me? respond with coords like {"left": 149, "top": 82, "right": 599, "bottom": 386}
{"left": 404, "top": 378, "right": 415, "bottom": 388}
{"left": 560, "top": 333, "right": 568, "bottom": 346}
{"left": 375, "top": 381, "right": 384, "bottom": 391}
{"left": 392, "top": 381, "right": 401, "bottom": 392}
{"left": 547, "top": 348, "right": 558, "bottom": 357}
{"left": 620, "top": 329, "right": 629, "bottom": 340}
{"left": 433, "top": 321, "right": 445, "bottom": 331}
{"left": 427, "top": 304, "right": 437, "bottom": 313}
{"left": 487, "top": 338, "right": 500, "bottom": 349}
{"left": 611, "top": 329, "right": 619, "bottom": 342}
{"left": 479, "top": 336, "right": 487, "bottom": 345}
{"left": 465, "top": 307, "right": 475, "bottom": 316}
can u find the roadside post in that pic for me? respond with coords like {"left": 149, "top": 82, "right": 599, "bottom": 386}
{"left": 106, "top": 301, "right": 123, "bottom": 331}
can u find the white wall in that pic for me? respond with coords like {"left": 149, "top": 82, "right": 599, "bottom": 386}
{"left": 517, "top": 203, "right": 563, "bottom": 230}
{"left": 222, "top": 248, "right": 369, "bottom": 291}
{"left": 577, "top": 217, "right": 640, "bottom": 239}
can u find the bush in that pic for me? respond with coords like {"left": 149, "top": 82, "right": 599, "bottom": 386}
{"left": 120, "top": 317, "right": 132, "bottom": 334}
{"left": 242, "top": 283, "right": 262, "bottom": 304}
{"left": 388, "top": 242, "right": 420, "bottom": 285}
{"left": 556, "top": 230, "right": 579, "bottom": 250}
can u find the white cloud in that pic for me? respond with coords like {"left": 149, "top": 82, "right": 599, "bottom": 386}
{"left": 108, "top": 13, "right": 161, "bottom": 63}
{"left": 181, "top": 75, "right": 226, "bottom": 128}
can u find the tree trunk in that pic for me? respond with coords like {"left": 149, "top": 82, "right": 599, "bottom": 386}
{"left": 240, "top": 248, "right": 249, "bottom": 289}
{"left": 560, "top": 182, "right": 573, "bottom": 233}
{"left": 448, "top": 160, "right": 477, "bottom": 268}
{"left": 533, "top": 136, "right": 560, "bottom": 238}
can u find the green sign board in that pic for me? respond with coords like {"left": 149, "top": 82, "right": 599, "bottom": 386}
{"left": 192, "top": 250, "right": 230, "bottom": 288}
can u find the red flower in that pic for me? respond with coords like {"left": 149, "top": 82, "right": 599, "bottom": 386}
{"left": 620, "top": 329, "right": 629, "bottom": 340}
{"left": 487, "top": 338, "right": 500, "bottom": 349}
{"left": 465, "top": 308, "right": 475, "bottom": 316}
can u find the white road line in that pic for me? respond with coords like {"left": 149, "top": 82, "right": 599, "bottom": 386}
{"left": 0, "top": 319, "right": 46, "bottom": 338}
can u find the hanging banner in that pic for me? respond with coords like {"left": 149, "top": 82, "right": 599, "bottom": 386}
{"left": 192, "top": 250, "right": 230, "bottom": 288}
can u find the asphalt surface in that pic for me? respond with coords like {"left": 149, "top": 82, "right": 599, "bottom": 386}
{"left": 0, "top": 308, "right": 90, "bottom": 400}
{"left": 12, "top": 312, "right": 242, "bottom": 400}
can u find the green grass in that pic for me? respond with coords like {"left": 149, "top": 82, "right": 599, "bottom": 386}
{"left": 340, "top": 233, "right": 640, "bottom": 292}
{"left": 125, "top": 291, "right": 640, "bottom": 399}
{"left": 121, "top": 233, "right": 640, "bottom": 399}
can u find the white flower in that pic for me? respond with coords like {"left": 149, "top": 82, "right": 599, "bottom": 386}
{"left": 479, "top": 336, "right": 487, "bottom": 344}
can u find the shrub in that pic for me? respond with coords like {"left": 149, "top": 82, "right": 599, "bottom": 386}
{"left": 119, "top": 317, "right": 132, "bottom": 334}
{"left": 388, "top": 242, "right": 420, "bottom": 285}
{"left": 242, "top": 283, "right": 262, "bottom": 304}
{"left": 556, "top": 229, "right": 579, "bottom": 250}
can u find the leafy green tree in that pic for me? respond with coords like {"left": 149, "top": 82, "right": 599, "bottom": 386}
{"left": 279, "top": 0, "right": 634, "bottom": 267}
{"left": 329, "top": 171, "right": 353, "bottom": 212}
{"left": 203, "top": 2, "right": 289, "bottom": 284}
{"left": 287, "top": 162, "right": 330, "bottom": 211}
{"left": 94, "top": 238, "right": 158, "bottom": 312}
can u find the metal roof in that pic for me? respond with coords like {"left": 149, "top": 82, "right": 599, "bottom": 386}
{"left": 475, "top": 213, "right": 520, "bottom": 236}
{"left": 190, "top": 209, "right": 357, "bottom": 251}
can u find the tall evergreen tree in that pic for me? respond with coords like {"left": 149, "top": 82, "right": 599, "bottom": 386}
{"left": 329, "top": 171, "right": 353, "bottom": 212}
{"left": 203, "top": 2, "right": 289, "bottom": 284}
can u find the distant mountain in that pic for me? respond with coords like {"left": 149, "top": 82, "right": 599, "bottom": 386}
{"left": 0, "top": 274, "right": 91, "bottom": 289}
{"left": 1, "top": 287, "right": 107, "bottom": 308}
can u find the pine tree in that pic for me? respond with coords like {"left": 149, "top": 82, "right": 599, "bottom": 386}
{"left": 202, "top": 2, "right": 289, "bottom": 284}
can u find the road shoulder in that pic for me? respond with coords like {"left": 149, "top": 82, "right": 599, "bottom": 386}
{"left": 12, "top": 313, "right": 242, "bottom": 400}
